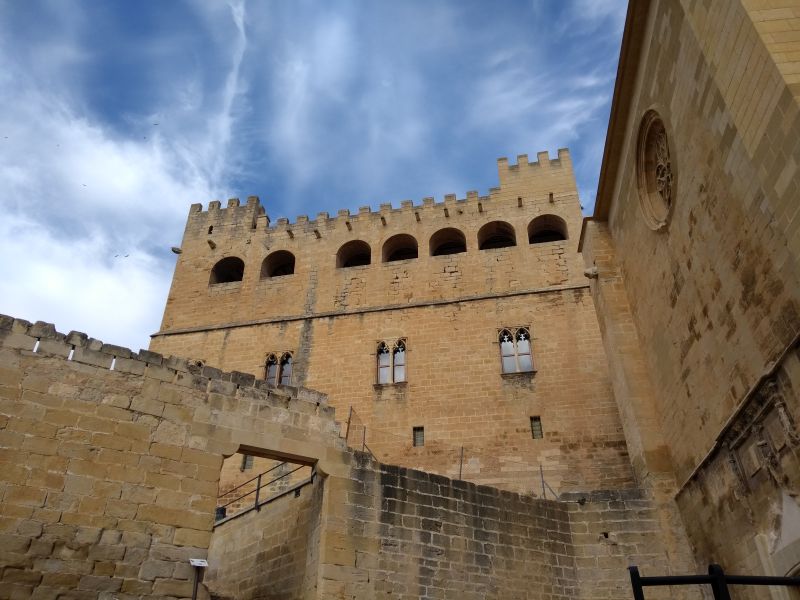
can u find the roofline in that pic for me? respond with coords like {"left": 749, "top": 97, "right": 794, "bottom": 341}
{"left": 579, "top": 0, "right": 652, "bottom": 252}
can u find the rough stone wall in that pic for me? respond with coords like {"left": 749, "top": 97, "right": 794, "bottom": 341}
{"left": 206, "top": 477, "right": 323, "bottom": 600}
{"left": 582, "top": 0, "right": 800, "bottom": 583}
{"left": 597, "top": 0, "right": 800, "bottom": 485}
{"left": 676, "top": 345, "right": 800, "bottom": 584}
{"left": 0, "top": 314, "right": 344, "bottom": 599}
{"left": 153, "top": 286, "right": 632, "bottom": 496}
{"left": 312, "top": 456, "right": 690, "bottom": 600}
{"left": 151, "top": 151, "right": 633, "bottom": 496}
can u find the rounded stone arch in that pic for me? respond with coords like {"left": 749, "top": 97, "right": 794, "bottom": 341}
{"left": 336, "top": 240, "right": 371, "bottom": 268}
{"left": 209, "top": 256, "right": 245, "bottom": 285}
{"left": 261, "top": 250, "right": 295, "bottom": 278}
{"left": 382, "top": 234, "right": 419, "bottom": 263}
{"left": 528, "top": 215, "right": 568, "bottom": 244}
{"left": 429, "top": 228, "right": 467, "bottom": 256}
{"left": 478, "top": 221, "right": 517, "bottom": 250}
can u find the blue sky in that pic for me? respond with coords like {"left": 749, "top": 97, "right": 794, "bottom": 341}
{"left": 0, "top": 0, "right": 626, "bottom": 352}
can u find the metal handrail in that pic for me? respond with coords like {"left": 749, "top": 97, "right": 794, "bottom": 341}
{"left": 218, "top": 463, "right": 308, "bottom": 511}
{"left": 221, "top": 461, "right": 287, "bottom": 498}
{"left": 629, "top": 564, "right": 800, "bottom": 600}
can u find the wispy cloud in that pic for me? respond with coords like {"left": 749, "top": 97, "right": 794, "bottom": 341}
{"left": 0, "top": 1, "right": 253, "bottom": 350}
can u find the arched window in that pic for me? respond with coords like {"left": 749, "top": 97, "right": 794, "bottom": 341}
{"left": 261, "top": 250, "right": 295, "bottom": 278}
{"left": 393, "top": 340, "right": 406, "bottom": 383}
{"left": 279, "top": 353, "right": 293, "bottom": 385}
{"left": 499, "top": 327, "right": 534, "bottom": 374}
{"left": 377, "top": 339, "right": 407, "bottom": 384}
{"left": 265, "top": 354, "right": 279, "bottom": 386}
{"left": 478, "top": 221, "right": 516, "bottom": 250}
{"left": 265, "top": 352, "right": 293, "bottom": 387}
{"left": 209, "top": 257, "right": 245, "bottom": 285}
{"left": 337, "top": 240, "right": 371, "bottom": 268}
{"left": 528, "top": 215, "right": 568, "bottom": 244}
{"left": 382, "top": 234, "right": 418, "bottom": 262}
{"left": 429, "top": 228, "right": 467, "bottom": 256}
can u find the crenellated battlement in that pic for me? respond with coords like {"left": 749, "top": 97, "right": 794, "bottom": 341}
{"left": 185, "top": 195, "right": 267, "bottom": 237}
{"left": 0, "top": 313, "right": 332, "bottom": 416}
{"left": 182, "top": 149, "right": 574, "bottom": 240}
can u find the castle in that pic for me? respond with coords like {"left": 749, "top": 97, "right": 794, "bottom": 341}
{"left": 0, "top": 1, "right": 799, "bottom": 599}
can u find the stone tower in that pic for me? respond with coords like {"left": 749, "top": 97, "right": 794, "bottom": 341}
{"left": 151, "top": 149, "right": 633, "bottom": 495}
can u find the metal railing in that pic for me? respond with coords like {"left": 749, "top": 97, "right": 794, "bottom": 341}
{"left": 215, "top": 461, "right": 311, "bottom": 522}
{"left": 629, "top": 564, "right": 800, "bottom": 600}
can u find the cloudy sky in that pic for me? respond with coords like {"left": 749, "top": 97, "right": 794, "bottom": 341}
{"left": 0, "top": 0, "right": 626, "bottom": 352}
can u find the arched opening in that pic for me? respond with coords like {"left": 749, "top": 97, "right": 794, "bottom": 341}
{"left": 336, "top": 240, "right": 371, "bottom": 268}
{"left": 261, "top": 251, "right": 295, "bottom": 278}
{"left": 382, "top": 234, "right": 418, "bottom": 262}
{"left": 478, "top": 221, "right": 516, "bottom": 250}
{"left": 528, "top": 215, "right": 568, "bottom": 244}
{"left": 429, "top": 228, "right": 467, "bottom": 256}
{"left": 209, "top": 257, "right": 245, "bottom": 285}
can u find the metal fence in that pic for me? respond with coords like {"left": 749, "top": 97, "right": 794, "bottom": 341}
{"left": 629, "top": 564, "right": 800, "bottom": 600}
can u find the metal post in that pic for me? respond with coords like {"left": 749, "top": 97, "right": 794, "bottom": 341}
{"left": 458, "top": 446, "right": 464, "bottom": 480}
{"left": 628, "top": 567, "right": 646, "bottom": 600}
{"left": 362, "top": 426, "right": 366, "bottom": 452}
{"left": 254, "top": 474, "right": 261, "bottom": 511}
{"left": 191, "top": 565, "right": 200, "bottom": 600}
{"left": 709, "top": 564, "right": 732, "bottom": 600}
{"left": 345, "top": 406, "right": 353, "bottom": 442}
{"left": 540, "top": 464, "right": 546, "bottom": 500}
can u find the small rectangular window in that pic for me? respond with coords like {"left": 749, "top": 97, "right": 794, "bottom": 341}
{"left": 530, "top": 416, "right": 543, "bottom": 439}
{"left": 241, "top": 454, "right": 254, "bottom": 470}
{"left": 412, "top": 426, "right": 424, "bottom": 447}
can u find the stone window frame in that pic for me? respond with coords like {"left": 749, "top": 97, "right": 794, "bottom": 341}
{"left": 412, "top": 426, "right": 424, "bottom": 447}
{"left": 261, "top": 250, "right": 296, "bottom": 278}
{"left": 209, "top": 256, "right": 245, "bottom": 286}
{"left": 498, "top": 326, "right": 535, "bottom": 375}
{"left": 376, "top": 339, "right": 407, "bottom": 385}
{"left": 530, "top": 416, "right": 544, "bottom": 439}
{"left": 264, "top": 351, "right": 294, "bottom": 387}
{"left": 240, "top": 454, "right": 254, "bottom": 471}
{"left": 635, "top": 109, "right": 675, "bottom": 231}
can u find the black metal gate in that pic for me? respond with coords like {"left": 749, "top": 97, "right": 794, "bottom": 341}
{"left": 629, "top": 564, "right": 800, "bottom": 600}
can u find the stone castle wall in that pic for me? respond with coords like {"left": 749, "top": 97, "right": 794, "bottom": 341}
{"left": 0, "top": 314, "right": 343, "bottom": 599}
{"left": 150, "top": 150, "right": 635, "bottom": 495}
{"left": 582, "top": 0, "right": 800, "bottom": 582}
{"left": 0, "top": 312, "right": 687, "bottom": 599}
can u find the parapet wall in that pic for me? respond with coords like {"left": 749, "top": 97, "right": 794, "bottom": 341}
{"left": 183, "top": 149, "right": 575, "bottom": 239}
{"left": 0, "top": 313, "right": 345, "bottom": 599}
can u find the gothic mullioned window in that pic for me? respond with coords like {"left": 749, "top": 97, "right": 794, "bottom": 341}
{"left": 265, "top": 352, "right": 293, "bottom": 386}
{"left": 499, "top": 327, "right": 534, "bottom": 374}
{"left": 377, "top": 339, "right": 406, "bottom": 384}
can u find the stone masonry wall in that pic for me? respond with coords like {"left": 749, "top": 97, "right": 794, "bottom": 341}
{"left": 600, "top": 0, "right": 800, "bottom": 485}
{"left": 303, "top": 454, "right": 689, "bottom": 600}
{"left": 206, "top": 476, "right": 324, "bottom": 600}
{"left": 0, "top": 314, "right": 344, "bottom": 599}
{"left": 676, "top": 344, "right": 800, "bottom": 588}
{"left": 0, "top": 310, "right": 688, "bottom": 599}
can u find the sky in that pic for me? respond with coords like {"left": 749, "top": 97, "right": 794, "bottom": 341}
{"left": 0, "top": 0, "right": 626, "bottom": 352}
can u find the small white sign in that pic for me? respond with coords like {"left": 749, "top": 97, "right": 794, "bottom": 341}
{"left": 189, "top": 559, "right": 208, "bottom": 568}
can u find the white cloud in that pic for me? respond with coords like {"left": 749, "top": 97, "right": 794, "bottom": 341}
{"left": 0, "top": 2, "right": 249, "bottom": 351}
